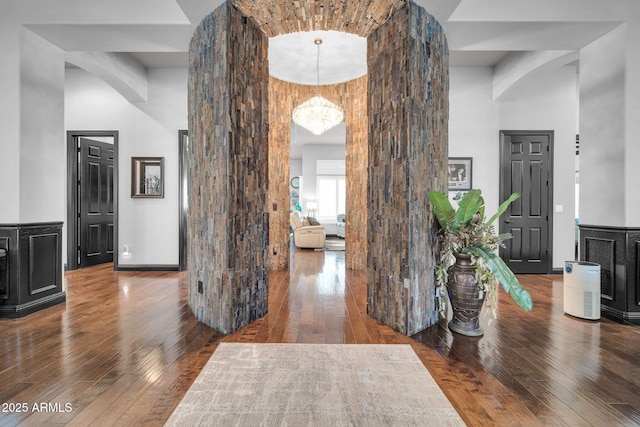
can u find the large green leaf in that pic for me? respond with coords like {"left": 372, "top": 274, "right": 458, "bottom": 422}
{"left": 452, "top": 189, "right": 484, "bottom": 230}
{"left": 428, "top": 191, "right": 455, "bottom": 228}
{"left": 486, "top": 192, "right": 521, "bottom": 226}
{"left": 465, "top": 246, "right": 533, "bottom": 312}
{"left": 497, "top": 233, "right": 514, "bottom": 243}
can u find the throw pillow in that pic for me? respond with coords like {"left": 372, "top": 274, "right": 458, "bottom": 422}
{"left": 307, "top": 217, "right": 320, "bottom": 226}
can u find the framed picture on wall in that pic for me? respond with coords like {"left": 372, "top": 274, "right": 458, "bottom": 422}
{"left": 448, "top": 157, "right": 472, "bottom": 191}
{"left": 131, "top": 157, "right": 164, "bottom": 198}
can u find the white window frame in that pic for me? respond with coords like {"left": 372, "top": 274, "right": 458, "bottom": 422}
{"left": 315, "top": 160, "right": 346, "bottom": 224}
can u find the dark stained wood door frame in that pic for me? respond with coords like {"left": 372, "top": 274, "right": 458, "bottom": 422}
{"left": 499, "top": 130, "right": 554, "bottom": 274}
{"left": 66, "top": 130, "right": 119, "bottom": 271}
{"left": 178, "top": 130, "right": 188, "bottom": 271}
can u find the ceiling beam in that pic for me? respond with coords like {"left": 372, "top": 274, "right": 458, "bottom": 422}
{"left": 493, "top": 50, "right": 579, "bottom": 101}
{"left": 65, "top": 51, "right": 148, "bottom": 103}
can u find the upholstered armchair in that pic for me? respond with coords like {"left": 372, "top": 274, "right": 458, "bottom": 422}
{"left": 336, "top": 214, "right": 345, "bottom": 239}
{"left": 290, "top": 211, "right": 325, "bottom": 249}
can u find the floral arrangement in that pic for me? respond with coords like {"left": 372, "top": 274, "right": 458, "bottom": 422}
{"left": 429, "top": 189, "right": 533, "bottom": 319}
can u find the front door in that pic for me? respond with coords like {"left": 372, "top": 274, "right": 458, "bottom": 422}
{"left": 499, "top": 131, "right": 553, "bottom": 274}
{"left": 79, "top": 138, "right": 114, "bottom": 267}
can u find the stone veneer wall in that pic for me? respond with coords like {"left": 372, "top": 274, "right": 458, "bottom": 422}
{"left": 231, "top": 0, "right": 406, "bottom": 38}
{"left": 189, "top": 0, "right": 447, "bottom": 336}
{"left": 367, "top": 3, "right": 448, "bottom": 335}
{"left": 268, "top": 76, "right": 368, "bottom": 271}
{"left": 187, "top": 4, "right": 269, "bottom": 334}
{"left": 344, "top": 78, "right": 369, "bottom": 271}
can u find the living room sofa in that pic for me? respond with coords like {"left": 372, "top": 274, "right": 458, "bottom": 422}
{"left": 290, "top": 211, "right": 326, "bottom": 249}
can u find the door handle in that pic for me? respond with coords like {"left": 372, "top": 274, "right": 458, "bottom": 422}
{"left": 504, "top": 220, "right": 510, "bottom": 223}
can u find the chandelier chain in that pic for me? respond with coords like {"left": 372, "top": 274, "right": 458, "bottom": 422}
{"left": 291, "top": 37, "right": 344, "bottom": 135}
{"left": 316, "top": 39, "right": 321, "bottom": 93}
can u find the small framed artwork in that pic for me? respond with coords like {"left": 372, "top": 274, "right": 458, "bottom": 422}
{"left": 448, "top": 157, "right": 472, "bottom": 191}
{"left": 132, "top": 157, "right": 164, "bottom": 198}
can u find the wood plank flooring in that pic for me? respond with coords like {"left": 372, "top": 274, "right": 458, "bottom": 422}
{"left": 1, "top": 248, "right": 640, "bottom": 426}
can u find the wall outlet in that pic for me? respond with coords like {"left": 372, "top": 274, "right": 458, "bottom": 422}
{"left": 197, "top": 280, "right": 203, "bottom": 294}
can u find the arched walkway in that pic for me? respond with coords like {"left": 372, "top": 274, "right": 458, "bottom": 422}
{"left": 187, "top": 0, "right": 448, "bottom": 335}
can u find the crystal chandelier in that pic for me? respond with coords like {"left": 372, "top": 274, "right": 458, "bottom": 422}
{"left": 292, "top": 38, "right": 344, "bottom": 135}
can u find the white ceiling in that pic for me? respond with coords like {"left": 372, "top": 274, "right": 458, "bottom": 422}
{"left": 6, "top": 0, "right": 631, "bottom": 157}
{"left": 269, "top": 31, "right": 367, "bottom": 86}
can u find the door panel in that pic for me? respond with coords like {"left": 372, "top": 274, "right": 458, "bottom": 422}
{"left": 510, "top": 228, "right": 523, "bottom": 260}
{"left": 80, "top": 138, "right": 114, "bottom": 267}
{"left": 88, "top": 225, "right": 101, "bottom": 255}
{"left": 529, "top": 228, "right": 542, "bottom": 260}
{"left": 500, "top": 131, "right": 553, "bottom": 274}
{"left": 107, "top": 163, "right": 114, "bottom": 214}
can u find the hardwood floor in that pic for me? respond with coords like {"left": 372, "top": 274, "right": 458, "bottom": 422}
{"left": 1, "top": 248, "right": 640, "bottom": 426}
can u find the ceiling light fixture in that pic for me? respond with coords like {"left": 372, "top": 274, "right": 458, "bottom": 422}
{"left": 292, "top": 38, "right": 344, "bottom": 136}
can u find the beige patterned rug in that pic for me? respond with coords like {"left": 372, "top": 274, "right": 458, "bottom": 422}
{"left": 165, "top": 343, "right": 465, "bottom": 426}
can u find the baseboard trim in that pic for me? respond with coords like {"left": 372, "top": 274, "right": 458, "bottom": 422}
{"left": 116, "top": 265, "right": 179, "bottom": 272}
{"left": 0, "top": 292, "right": 66, "bottom": 318}
{"left": 601, "top": 306, "right": 640, "bottom": 326}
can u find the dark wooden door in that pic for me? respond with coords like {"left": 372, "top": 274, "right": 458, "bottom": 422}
{"left": 79, "top": 138, "right": 114, "bottom": 267}
{"left": 499, "top": 131, "right": 553, "bottom": 274}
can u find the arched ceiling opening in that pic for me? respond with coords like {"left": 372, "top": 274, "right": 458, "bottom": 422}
{"left": 247, "top": 0, "right": 397, "bottom": 150}
{"left": 269, "top": 30, "right": 366, "bottom": 86}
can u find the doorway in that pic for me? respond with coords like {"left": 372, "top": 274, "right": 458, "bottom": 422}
{"left": 66, "top": 131, "right": 119, "bottom": 270}
{"left": 499, "top": 130, "right": 554, "bottom": 274}
{"left": 178, "top": 130, "right": 189, "bottom": 271}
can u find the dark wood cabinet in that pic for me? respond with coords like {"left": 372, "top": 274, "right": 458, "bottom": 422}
{"left": 580, "top": 224, "right": 640, "bottom": 325}
{"left": 0, "top": 222, "right": 66, "bottom": 318}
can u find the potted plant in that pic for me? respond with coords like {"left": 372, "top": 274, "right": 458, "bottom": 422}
{"left": 428, "top": 189, "right": 533, "bottom": 336}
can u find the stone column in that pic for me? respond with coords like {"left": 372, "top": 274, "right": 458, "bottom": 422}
{"left": 367, "top": 1, "right": 449, "bottom": 335}
{"left": 188, "top": 4, "right": 269, "bottom": 333}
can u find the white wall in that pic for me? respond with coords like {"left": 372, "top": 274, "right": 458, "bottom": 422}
{"left": 290, "top": 159, "right": 302, "bottom": 182}
{"left": 498, "top": 66, "right": 578, "bottom": 268}
{"left": 65, "top": 67, "right": 188, "bottom": 266}
{"left": 449, "top": 67, "right": 499, "bottom": 210}
{"left": 0, "top": 25, "right": 21, "bottom": 222}
{"left": 625, "top": 12, "right": 640, "bottom": 225}
{"left": 580, "top": 25, "right": 627, "bottom": 226}
{"left": 0, "top": 26, "right": 65, "bottom": 224}
{"left": 20, "top": 28, "right": 66, "bottom": 224}
{"left": 449, "top": 65, "right": 578, "bottom": 270}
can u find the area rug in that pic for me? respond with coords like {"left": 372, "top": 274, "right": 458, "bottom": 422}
{"left": 164, "top": 343, "right": 465, "bottom": 426}
{"left": 315, "top": 239, "right": 345, "bottom": 251}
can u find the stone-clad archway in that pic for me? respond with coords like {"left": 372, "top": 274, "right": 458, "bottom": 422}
{"left": 188, "top": 0, "right": 448, "bottom": 335}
